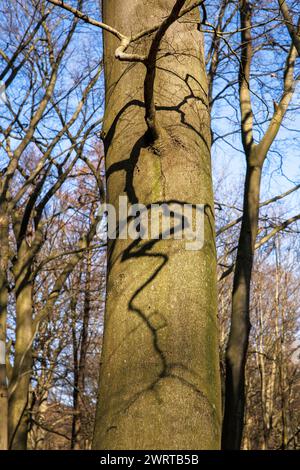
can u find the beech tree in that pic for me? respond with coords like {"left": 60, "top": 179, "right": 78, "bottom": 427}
{"left": 0, "top": 0, "right": 299, "bottom": 451}
{"left": 91, "top": 0, "right": 221, "bottom": 450}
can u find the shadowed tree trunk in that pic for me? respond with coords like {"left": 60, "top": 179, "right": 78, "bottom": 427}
{"left": 93, "top": 0, "right": 221, "bottom": 450}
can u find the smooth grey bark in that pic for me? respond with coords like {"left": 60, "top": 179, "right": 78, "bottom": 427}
{"left": 93, "top": 0, "right": 221, "bottom": 450}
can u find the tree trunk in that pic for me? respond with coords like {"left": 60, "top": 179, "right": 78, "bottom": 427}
{"left": 8, "top": 244, "right": 33, "bottom": 450}
{"left": 222, "top": 162, "right": 262, "bottom": 449}
{"left": 0, "top": 332, "right": 8, "bottom": 450}
{"left": 93, "top": 0, "right": 221, "bottom": 450}
{"left": 71, "top": 294, "right": 80, "bottom": 450}
{"left": 71, "top": 250, "right": 92, "bottom": 450}
{"left": 0, "top": 202, "right": 9, "bottom": 450}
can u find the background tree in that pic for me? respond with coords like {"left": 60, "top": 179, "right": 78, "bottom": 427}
{"left": 203, "top": 0, "right": 300, "bottom": 447}
{"left": 0, "top": 0, "right": 103, "bottom": 449}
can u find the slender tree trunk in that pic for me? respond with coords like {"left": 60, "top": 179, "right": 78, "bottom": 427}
{"left": 256, "top": 292, "right": 271, "bottom": 449}
{"left": 71, "top": 250, "right": 92, "bottom": 450}
{"left": 256, "top": 287, "right": 276, "bottom": 449}
{"left": 8, "top": 244, "right": 33, "bottom": 450}
{"left": 0, "top": 330, "right": 8, "bottom": 450}
{"left": 274, "top": 242, "right": 289, "bottom": 449}
{"left": 76, "top": 251, "right": 92, "bottom": 449}
{"left": 222, "top": 1, "right": 260, "bottom": 447}
{"left": 93, "top": 0, "right": 221, "bottom": 450}
{"left": 71, "top": 294, "right": 80, "bottom": 450}
{"left": 222, "top": 162, "right": 262, "bottom": 449}
{"left": 0, "top": 202, "right": 9, "bottom": 450}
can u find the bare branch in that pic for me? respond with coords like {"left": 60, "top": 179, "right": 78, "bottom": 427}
{"left": 278, "top": 0, "right": 300, "bottom": 55}
{"left": 239, "top": 0, "right": 254, "bottom": 157}
{"left": 255, "top": 213, "right": 300, "bottom": 250}
{"left": 257, "top": 43, "right": 298, "bottom": 161}
{"left": 46, "top": 0, "right": 125, "bottom": 40}
{"left": 217, "top": 183, "right": 300, "bottom": 236}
